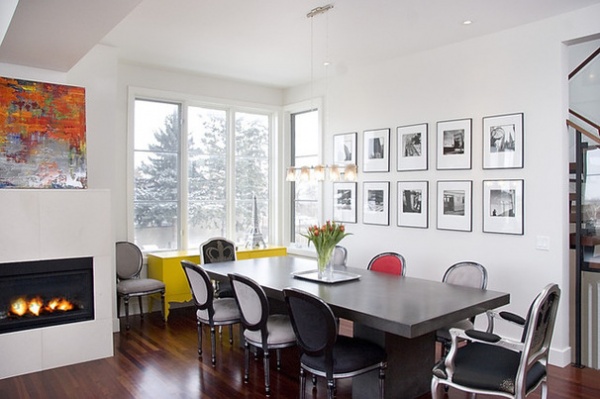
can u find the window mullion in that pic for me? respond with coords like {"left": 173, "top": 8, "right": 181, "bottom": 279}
{"left": 180, "top": 103, "right": 189, "bottom": 250}
{"left": 226, "top": 109, "right": 236, "bottom": 240}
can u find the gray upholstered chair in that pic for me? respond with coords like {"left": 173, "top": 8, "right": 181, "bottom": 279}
{"left": 283, "top": 287, "right": 387, "bottom": 399}
{"left": 200, "top": 237, "right": 236, "bottom": 298}
{"left": 367, "top": 252, "right": 406, "bottom": 276}
{"left": 431, "top": 283, "right": 561, "bottom": 399}
{"left": 116, "top": 241, "right": 166, "bottom": 330}
{"left": 436, "top": 261, "right": 488, "bottom": 356}
{"left": 229, "top": 273, "right": 297, "bottom": 396}
{"left": 181, "top": 260, "right": 241, "bottom": 365}
{"left": 331, "top": 245, "right": 348, "bottom": 268}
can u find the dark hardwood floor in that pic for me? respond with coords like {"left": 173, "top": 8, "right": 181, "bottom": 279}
{"left": 1, "top": 307, "right": 600, "bottom": 398}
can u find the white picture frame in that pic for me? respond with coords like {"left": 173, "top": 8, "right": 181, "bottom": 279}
{"left": 333, "top": 182, "right": 357, "bottom": 223}
{"left": 333, "top": 132, "right": 357, "bottom": 166}
{"left": 363, "top": 181, "right": 390, "bottom": 225}
{"left": 483, "top": 179, "right": 524, "bottom": 235}
{"left": 483, "top": 113, "right": 524, "bottom": 169}
{"left": 437, "top": 180, "right": 472, "bottom": 232}
{"left": 397, "top": 123, "right": 428, "bottom": 171}
{"left": 436, "top": 118, "right": 472, "bottom": 170}
{"left": 397, "top": 181, "right": 428, "bottom": 228}
{"left": 363, "top": 128, "right": 390, "bottom": 172}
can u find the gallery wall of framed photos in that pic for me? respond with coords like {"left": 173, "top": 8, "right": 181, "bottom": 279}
{"left": 331, "top": 112, "right": 525, "bottom": 236}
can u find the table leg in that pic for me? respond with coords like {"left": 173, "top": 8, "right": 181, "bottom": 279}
{"left": 353, "top": 324, "right": 435, "bottom": 399}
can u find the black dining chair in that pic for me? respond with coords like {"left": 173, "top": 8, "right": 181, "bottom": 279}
{"left": 181, "top": 260, "right": 241, "bottom": 365}
{"left": 283, "top": 287, "right": 387, "bottom": 399}
{"left": 436, "top": 261, "right": 488, "bottom": 357}
{"left": 200, "top": 237, "right": 236, "bottom": 298}
{"left": 431, "top": 283, "right": 561, "bottom": 399}
{"left": 229, "top": 273, "right": 297, "bottom": 396}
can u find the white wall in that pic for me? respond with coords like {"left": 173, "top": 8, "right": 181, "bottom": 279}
{"left": 284, "top": 4, "right": 600, "bottom": 366}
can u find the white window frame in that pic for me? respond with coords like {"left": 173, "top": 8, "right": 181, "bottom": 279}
{"left": 283, "top": 98, "right": 324, "bottom": 256}
{"left": 127, "top": 87, "right": 280, "bottom": 252}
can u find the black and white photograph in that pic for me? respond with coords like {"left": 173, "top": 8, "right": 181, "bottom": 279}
{"left": 483, "top": 113, "right": 524, "bottom": 169}
{"left": 363, "top": 181, "right": 390, "bottom": 225}
{"left": 397, "top": 123, "right": 428, "bottom": 171}
{"left": 363, "top": 128, "right": 390, "bottom": 172}
{"left": 436, "top": 119, "right": 472, "bottom": 170}
{"left": 398, "top": 181, "right": 428, "bottom": 228}
{"left": 437, "top": 180, "right": 472, "bottom": 231}
{"left": 483, "top": 179, "right": 524, "bottom": 234}
{"left": 333, "top": 132, "right": 357, "bottom": 166}
{"left": 333, "top": 182, "right": 357, "bottom": 223}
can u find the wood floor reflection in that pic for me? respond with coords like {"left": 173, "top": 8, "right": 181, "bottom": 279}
{"left": 0, "top": 307, "right": 599, "bottom": 398}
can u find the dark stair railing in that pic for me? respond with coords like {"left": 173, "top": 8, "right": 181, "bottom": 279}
{"left": 568, "top": 119, "right": 600, "bottom": 368}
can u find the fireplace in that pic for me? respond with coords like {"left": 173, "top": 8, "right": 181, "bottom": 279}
{"left": 0, "top": 257, "right": 94, "bottom": 334}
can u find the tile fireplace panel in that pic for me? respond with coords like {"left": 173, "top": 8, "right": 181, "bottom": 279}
{"left": 0, "top": 190, "right": 113, "bottom": 379}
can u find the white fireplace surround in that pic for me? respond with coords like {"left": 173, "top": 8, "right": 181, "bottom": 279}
{"left": 0, "top": 189, "right": 114, "bottom": 379}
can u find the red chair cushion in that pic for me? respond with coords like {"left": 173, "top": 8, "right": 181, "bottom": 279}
{"left": 370, "top": 255, "right": 403, "bottom": 275}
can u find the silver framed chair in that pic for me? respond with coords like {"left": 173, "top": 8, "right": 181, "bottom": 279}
{"left": 331, "top": 245, "right": 348, "bottom": 268}
{"left": 181, "top": 260, "right": 241, "bottom": 365}
{"left": 229, "top": 273, "right": 297, "bottom": 396}
{"left": 436, "top": 261, "right": 488, "bottom": 357}
{"left": 367, "top": 252, "right": 406, "bottom": 276}
{"left": 431, "top": 283, "right": 561, "bottom": 399}
{"left": 116, "top": 241, "right": 165, "bottom": 330}
{"left": 200, "top": 237, "right": 236, "bottom": 298}
{"left": 283, "top": 287, "right": 387, "bottom": 399}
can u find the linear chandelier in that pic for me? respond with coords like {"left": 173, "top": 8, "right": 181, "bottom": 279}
{"left": 286, "top": 4, "right": 357, "bottom": 183}
{"left": 286, "top": 164, "right": 357, "bottom": 182}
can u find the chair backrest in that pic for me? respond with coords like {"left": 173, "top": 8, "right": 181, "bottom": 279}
{"left": 116, "top": 241, "right": 143, "bottom": 280}
{"left": 515, "top": 283, "right": 561, "bottom": 395}
{"left": 229, "top": 273, "right": 269, "bottom": 333}
{"left": 200, "top": 237, "right": 237, "bottom": 264}
{"left": 442, "top": 261, "right": 487, "bottom": 289}
{"left": 367, "top": 252, "right": 406, "bottom": 276}
{"left": 181, "top": 260, "right": 215, "bottom": 314}
{"left": 283, "top": 288, "right": 338, "bottom": 359}
{"left": 332, "top": 245, "right": 348, "bottom": 267}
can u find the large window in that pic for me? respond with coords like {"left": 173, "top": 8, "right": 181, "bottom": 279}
{"left": 133, "top": 98, "right": 272, "bottom": 252}
{"left": 290, "top": 109, "right": 320, "bottom": 246}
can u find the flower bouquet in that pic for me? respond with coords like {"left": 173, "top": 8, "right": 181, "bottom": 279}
{"left": 302, "top": 221, "right": 351, "bottom": 279}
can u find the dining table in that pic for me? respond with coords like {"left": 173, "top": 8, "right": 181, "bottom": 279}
{"left": 200, "top": 255, "right": 510, "bottom": 399}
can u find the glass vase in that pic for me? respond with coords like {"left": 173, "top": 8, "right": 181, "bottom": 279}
{"left": 317, "top": 246, "right": 334, "bottom": 280}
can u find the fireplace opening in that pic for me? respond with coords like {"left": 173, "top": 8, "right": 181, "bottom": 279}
{"left": 0, "top": 257, "right": 94, "bottom": 334}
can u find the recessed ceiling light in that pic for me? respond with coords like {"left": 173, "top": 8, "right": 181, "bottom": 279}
{"left": 463, "top": 20, "right": 473, "bottom": 25}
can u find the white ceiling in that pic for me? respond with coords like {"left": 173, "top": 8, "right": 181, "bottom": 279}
{"left": 1, "top": 0, "right": 600, "bottom": 89}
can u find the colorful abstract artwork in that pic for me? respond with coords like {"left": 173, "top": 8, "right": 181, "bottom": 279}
{"left": 0, "top": 76, "right": 87, "bottom": 188}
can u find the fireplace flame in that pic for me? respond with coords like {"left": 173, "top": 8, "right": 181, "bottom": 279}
{"left": 9, "top": 296, "right": 76, "bottom": 317}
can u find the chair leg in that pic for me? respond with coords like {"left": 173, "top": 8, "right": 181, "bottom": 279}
{"left": 124, "top": 296, "right": 130, "bottom": 330}
{"left": 197, "top": 320, "right": 203, "bottom": 356}
{"left": 431, "top": 376, "right": 441, "bottom": 399}
{"left": 541, "top": 380, "right": 548, "bottom": 399}
{"left": 228, "top": 325, "right": 234, "bottom": 344}
{"left": 263, "top": 346, "right": 271, "bottom": 396}
{"left": 138, "top": 296, "right": 144, "bottom": 320}
{"left": 160, "top": 291, "right": 166, "bottom": 323}
{"left": 244, "top": 341, "right": 250, "bottom": 383}
{"left": 300, "top": 367, "right": 307, "bottom": 399}
{"left": 210, "top": 326, "right": 217, "bottom": 365}
{"left": 276, "top": 349, "right": 282, "bottom": 370}
{"left": 379, "top": 364, "right": 386, "bottom": 399}
{"left": 327, "top": 378, "right": 335, "bottom": 399}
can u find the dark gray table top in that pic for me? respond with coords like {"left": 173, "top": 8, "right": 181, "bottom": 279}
{"left": 201, "top": 256, "right": 509, "bottom": 338}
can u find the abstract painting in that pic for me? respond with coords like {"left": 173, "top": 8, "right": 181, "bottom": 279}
{"left": 0, "top": 76, "right": 86, "bottom": 188}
